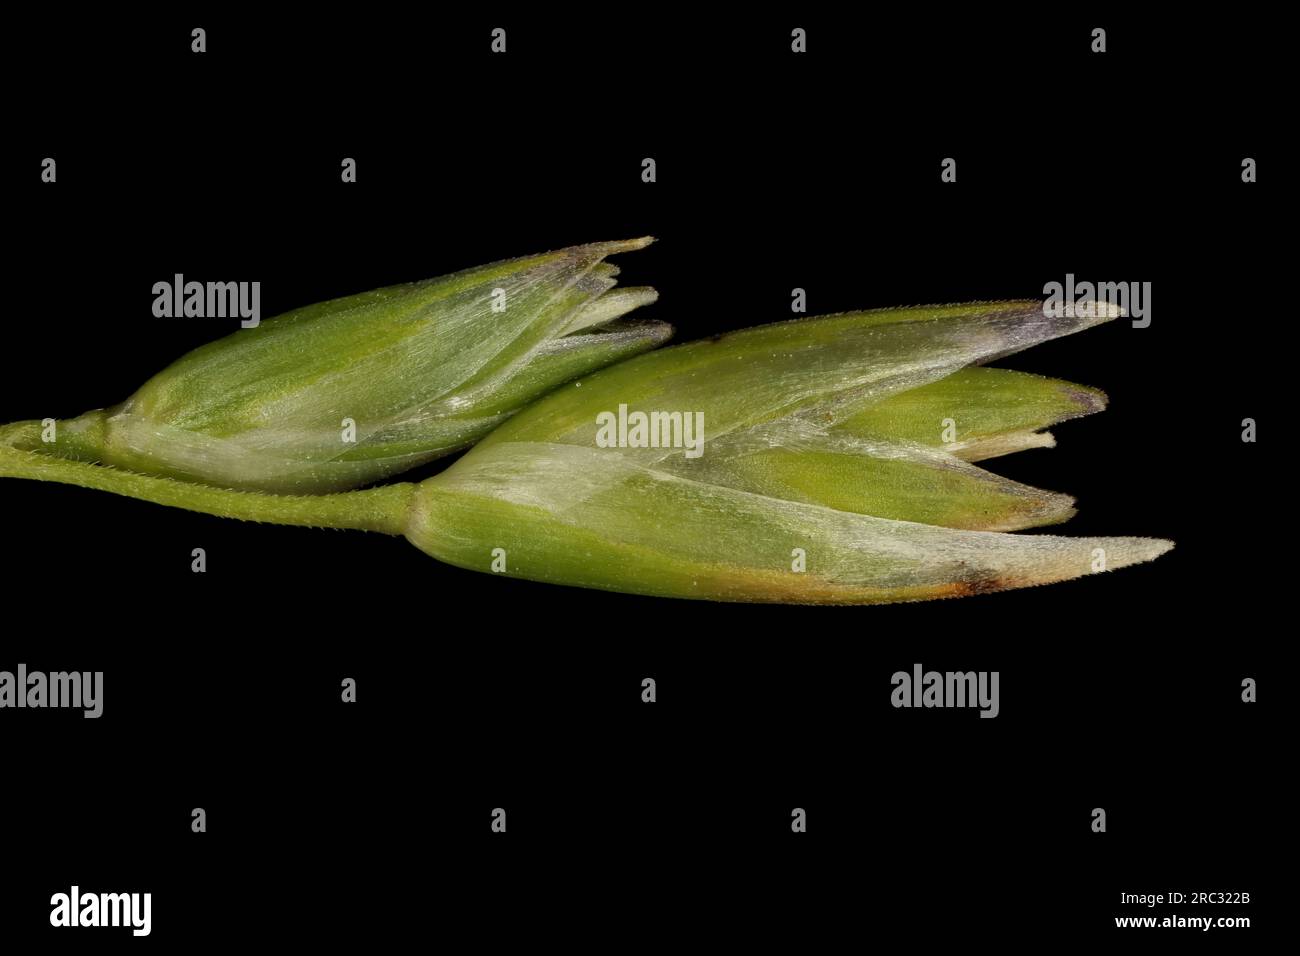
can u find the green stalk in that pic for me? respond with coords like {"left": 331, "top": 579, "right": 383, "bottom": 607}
{"left": 0, "top": 442, "right": 411, "bottom": 535}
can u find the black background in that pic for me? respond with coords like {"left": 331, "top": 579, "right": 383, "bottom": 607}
{"left": 2, "top": 10, "right": 1279, "bottom": 948}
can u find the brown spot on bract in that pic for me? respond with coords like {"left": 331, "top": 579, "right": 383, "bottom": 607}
{"left": 953, "top": 578, "right": 1006, "bottom": 597}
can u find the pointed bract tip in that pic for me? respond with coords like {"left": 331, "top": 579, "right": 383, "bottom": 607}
{"left": 659, "top": 320, "right": 674, "bottom": 340}
{"left": 1102, "top": 536, "right": 1175, "bottom": 569}
{"left": 627, "top": 286, "right": 659, "bottom": 307}
{"left": 580, "top": 236, "right": 655, "bottom": 257}
{"left": 1148, "top": 537, "right": 1175, "bottom": 560}
{"left": 1069, "top": 298, "right": 1126, "bottom": 320}
{"left": 638, "top": 319, "right": 675, "bottom": 346}
{"left": 563, "top": 285, "right": 661, "bottom": 335}
{"left": 1075, "top": 386, "right": 1108, "bottom": 414}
